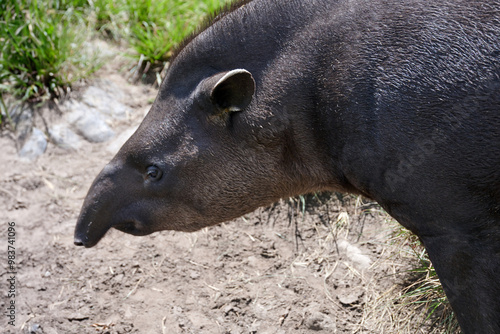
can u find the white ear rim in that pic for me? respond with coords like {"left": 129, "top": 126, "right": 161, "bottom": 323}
{"left": 213, "top": 69, "right": 253, "bottom": 91}
{"left": 210, "top": 68, "right": 255, "bottom": 113}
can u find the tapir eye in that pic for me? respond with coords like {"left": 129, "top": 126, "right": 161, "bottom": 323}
{"left": 145, "top": 166, "right": 162, "bottom": 181}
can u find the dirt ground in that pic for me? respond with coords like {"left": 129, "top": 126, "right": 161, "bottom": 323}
{"left": 1, "top": 51, "right": 446, "bottom": 334}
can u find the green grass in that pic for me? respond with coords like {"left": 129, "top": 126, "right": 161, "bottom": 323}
{"left": 0, "top": 0, "right": 100, "bottom": 125}
{"left": 0, "top": 0, "right": 229, "bottom": 126}
{"left": 127, "top": 0, "right": 227, "bottom": 63}
{"left": 89, "top": 0, "right": 230, "bottom": 81}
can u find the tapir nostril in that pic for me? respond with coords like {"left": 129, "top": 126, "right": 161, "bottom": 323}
{"left": 74, "top": 236, "right": 85, "bottom": 247}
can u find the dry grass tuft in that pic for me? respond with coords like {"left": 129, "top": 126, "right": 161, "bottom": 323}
{"left": 359, "top": 222, "right": 460, "bottom": 334}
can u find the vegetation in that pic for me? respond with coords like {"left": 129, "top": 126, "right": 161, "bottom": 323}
{"left": 0, "top": 0, "right": 228, "bottom": 125}
{"left": 393, "top": 226, "right": 459, "bottom": 333}
{"left": 90, "top": 0, "right": 228, "bottom": 75}
{"left": 0, "top": 0, "right": 98, "bottom": 105}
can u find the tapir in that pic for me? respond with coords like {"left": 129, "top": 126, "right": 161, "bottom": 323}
{"left": 74, "top": 0, "right": 500, "bottom": 332}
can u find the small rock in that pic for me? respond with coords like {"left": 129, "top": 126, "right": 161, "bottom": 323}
{"left": 76, "top": 113, "right": 115, "bottom": 143}
{"left": 26, "top": 323, "right": 43, "bottom": 334}
{"left": 172, "top": 306, "right": 183, "bottom": 315}
{"left": 65, "top": 104, "right": 115, "bottom": 143}
{"left": 49, "top": 124, "right": 82, "bottom": 150}
{"left": 338, "top": 289, "right": 364, "bottom": 306}
{"left": 223, "top": 304, "right": 240, "bottom": 315}
{"left": 304, "top": 311, "right": 336, "bottom": 331}
{"left": 82, "top": 86, "right": 129, "bottom": 119}
{"left": 189, "top": 271, "right": 200, "bottom": 280}
{"left": 11, "top": 105, "right": 34, "bottom": 147}
{"left": 65, "top": 313, "right": 89, "bottom": 321}
{"left": 63, "top": 99, "right": 91, "bottom": 123}
{"left": 18, "top": 128, "right": 47, "bottom": 161}
{"left": 337, "top": 239, "right": 372, "bottom": 269}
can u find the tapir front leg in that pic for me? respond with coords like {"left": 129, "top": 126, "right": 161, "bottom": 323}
{"left": 422, "top": 227, "right": 500, "bottom": 334}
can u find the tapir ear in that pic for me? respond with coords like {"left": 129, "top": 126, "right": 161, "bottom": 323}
{"left": 209, "top": 69, "right": 255, "bottom": 113}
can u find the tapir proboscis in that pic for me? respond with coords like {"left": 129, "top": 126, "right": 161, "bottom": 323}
{"left": 74, "top": 0, "right": 500, "bottom": 332}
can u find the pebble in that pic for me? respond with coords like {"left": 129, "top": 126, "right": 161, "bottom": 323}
{"left": 12, "top": 105, "right": 34, "bottom": 147}
{"left": 82, "top": 86, "right": 130, "bottom": 119}
{"left": 189, "top": 271, "right": 200, "bottom": 280}
{"left": 18, "top": 128, "right": 48, "bottom": 161}
{"left": 338, "top": 288, "right": 365, "bottom": 306}
{"left": 27, "top": 323, "right": 43, "bottom": 334}
{"left": 65, "top": 103, "right": 115, "bottom": 143}
{"left": 337, "top": 239, "right": 372, "bottom": 270}
{"left": 49, "top": 124, "right": 82, "bottom": 150}
{"left": 304, "top": 310, "right": 336, "bottom": 331}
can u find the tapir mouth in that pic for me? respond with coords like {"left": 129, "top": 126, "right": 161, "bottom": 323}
{"left": 74, "top": 219, "right": 152, "bottom": 248}
{"left": 113, "top": 220, "right": 152, "bottom": 236}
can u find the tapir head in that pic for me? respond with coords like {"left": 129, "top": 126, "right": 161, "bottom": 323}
{"left": 74, "top": 67, "right": 330, "bottom": 247}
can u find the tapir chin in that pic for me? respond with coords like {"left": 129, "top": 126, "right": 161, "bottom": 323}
{"left": 74, "top": 0, "right": 500, "bottom": 332}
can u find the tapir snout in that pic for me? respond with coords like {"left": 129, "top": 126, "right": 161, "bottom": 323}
{"left": 74, "top": 158, "right": 172, "bottom": 247}
{"left": 74, "top": 162, "right": 135, "bottom": 247}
